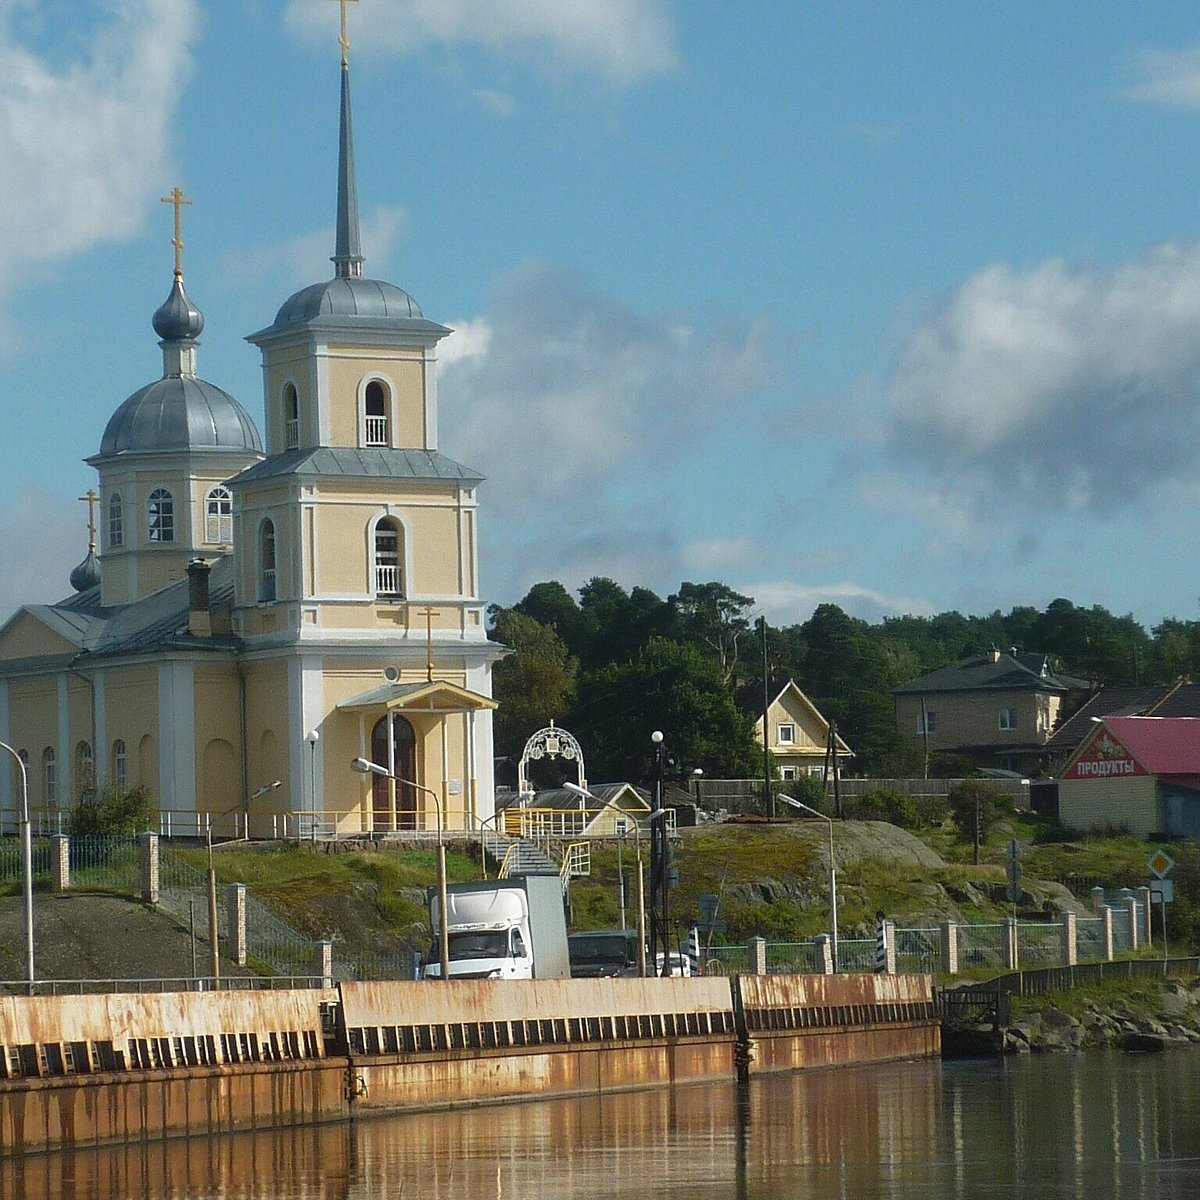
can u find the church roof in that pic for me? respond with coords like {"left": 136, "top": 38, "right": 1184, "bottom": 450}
{"left": 96, "top": 375, "right": 262, "bottom": 458}
{"left": 228, "top": 446, "right": 483, "bottom": 486}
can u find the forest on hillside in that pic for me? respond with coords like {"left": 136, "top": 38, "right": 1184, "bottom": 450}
{"left": 488, "top": 580, "right": 1200, "bottom": 784}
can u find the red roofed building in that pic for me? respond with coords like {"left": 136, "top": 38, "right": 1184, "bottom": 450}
{"left": 1058, "top": 716, "right": 1200, "bottom": 837}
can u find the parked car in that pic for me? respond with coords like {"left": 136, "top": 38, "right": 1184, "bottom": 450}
{"left": 654, "top": 951, "right": 692, "bottom": 978}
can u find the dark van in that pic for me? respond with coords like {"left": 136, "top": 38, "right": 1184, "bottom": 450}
{"left": 568, "top": 929, "right": 640, "bottom": 978}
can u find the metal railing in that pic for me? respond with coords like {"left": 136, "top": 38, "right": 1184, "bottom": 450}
{"left": 0, "top": 976, "right": 327, "bottom": 996}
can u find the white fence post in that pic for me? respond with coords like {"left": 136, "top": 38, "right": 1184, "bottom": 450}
{"left": 941, "top": 921, "right": 959, "bottom": 975}
{"left": 749, "top": 936, "right": 767, "bottom": 976}
{"left": 227, "top": 883, "right": 247, "bottom": 966}
{"left": 52, "top": 834, "right": 70, "bottom": 892}
{"left": 141, "top": 833, "right": 159, "bottom": 905}
{"left": 1060, "top": 911, "right": 1077, "bottom": 967}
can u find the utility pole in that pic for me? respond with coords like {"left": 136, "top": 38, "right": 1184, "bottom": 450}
{"left": 760, "top": 617, "right": 773, "bottom": 818}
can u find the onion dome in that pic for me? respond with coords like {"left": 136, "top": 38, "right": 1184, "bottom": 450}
{"left": 69, "top": 548, "right": 101, "bottom": 593}
{"left": 152, "top": 272, "right": 205, "bottom": 342}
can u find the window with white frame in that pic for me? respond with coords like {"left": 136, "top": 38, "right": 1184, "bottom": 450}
{"left": 43, "top": 747, "right": 57, "bottom": 807}
{"left": 112, "top": 739, "right": 128, "bottom": 788}
{"left": 283, "top": 382, "right": 300, "bottom": 449}
{"left": 259, "top": 519, "right": 277, "bottom": 602}
{"left": 374, "top": 517, "right": 404, "bottom": 597}
{"left": 364, "top": 380, "right": 389, "bottom": 446}
{"left": 204, "top": 486, "right": 233, "bottom": 544}
{"left": 108, "top": 492, "right": 124, "bottom": 548}
{"left": 147, "top": 488, "right": 174, "bottom": 542}
{"left": 917, "top": 710, "right": 937, "bottom": 734}
{"left": 998, "top": 707, "right": 1018, "bottom": 731}
{"left": 776, "top": 722, "right": 795, "bottom": 745}
{"left": 781, "top": 766, "right": 798, "bottom": 781}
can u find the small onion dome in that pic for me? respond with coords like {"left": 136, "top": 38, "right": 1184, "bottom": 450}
{"left": 69, "top": 548, "right": 101, "bottom": 593}
{"left": 152, "top": 273, "right": 205, "bottom": 342}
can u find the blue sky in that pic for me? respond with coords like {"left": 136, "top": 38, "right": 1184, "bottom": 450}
{"left": 4, "top": 0, "right": 1200, "bottom": 631}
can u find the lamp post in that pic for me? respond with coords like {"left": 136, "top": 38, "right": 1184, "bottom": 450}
{"left": 649, "top": 731, "right": 672, "bottom": 976}
{"left": 0, "top": 741, "right": 33, "bottom": 989}
{"left": 565, "top": 781, "right": 663, "bottom": 977}
{"left": 306, "top": 730, "right": 320, "bottom": 837}
{"left": 352, "top": 757, "right": 449, "bottom": 981}
{"left": 202, "top": 779, "right": 281, "bottom": 984}
{"left": 778, "top": 793, "right": 839, "bottom": 973}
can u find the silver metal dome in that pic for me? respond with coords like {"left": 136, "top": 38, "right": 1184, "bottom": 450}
{"left": 274, "top": 276, "right": 423, "bottom": 325}
{"left": 99, "top": 376, "right": 263, "bottom": 456}
{"left": 69, "top": 548, "right": 101, "bottom": 593}
{"left": 152, "top": 273, "right": 204, "bottom": 341}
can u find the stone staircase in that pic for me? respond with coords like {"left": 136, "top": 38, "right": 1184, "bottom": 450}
{"left": 481, "top": 828, "right": 560, "bottom": 878}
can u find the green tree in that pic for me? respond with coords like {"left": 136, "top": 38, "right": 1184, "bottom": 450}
{"left": 569, "top": 637, "right": 759, "bottom": 781}
{"left": 947, "top": 780, "right": 1012, "bottom": 847}
{"left": 669, "top": 581, "right": 755, "bottom": 685}
{"left": 68, "top": 783, "right": 157, "bottom": 835}
{"left": 489, "top": 607, "right": 578, "bottom": 756}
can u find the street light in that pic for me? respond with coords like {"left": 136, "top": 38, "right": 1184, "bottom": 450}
{"left": 0, "top": 741, "right": 33, "bottom": 989}
{"left": 650, "top": 731, "right": 671, "bottom": 977}
{"left": 565, "top": 781, "right": 663, "bottom": 977}
{"left": 778, "top": 793, "right": 839, "bottom": 973}
{"left": 352, "top": 757, "right": 449, "bottom": 981}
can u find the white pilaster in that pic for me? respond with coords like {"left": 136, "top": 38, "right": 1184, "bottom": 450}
{"left": 158, "top": 661, "right": 196, "bottom": 814}
{"left": 423, "top": 346, "right": 438, "bottom": 450}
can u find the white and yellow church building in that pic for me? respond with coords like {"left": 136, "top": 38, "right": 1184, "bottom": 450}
{"left": 0, "top": 37, "right": 500, "bottom": 837}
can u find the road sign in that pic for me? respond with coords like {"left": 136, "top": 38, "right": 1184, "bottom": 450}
{"left": 1148, "top": 850, "right": 1176, "bottom": 879}
{"left": 1150, "top": 879, "right": 1175, "bottom": 903}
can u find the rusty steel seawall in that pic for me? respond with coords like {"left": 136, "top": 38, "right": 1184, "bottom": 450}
{"left": 338, "top": 976, "right": 740, "bottom": 1113}
{"left": 736, "top": 973, "right": 941, "bottom": 1074}
{"left": 0, "top": 974, "right": 941, "bottom": 1154}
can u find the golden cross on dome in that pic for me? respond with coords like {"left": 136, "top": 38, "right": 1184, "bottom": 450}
{"left": 78, "top": 489, "right": 99, "bottom": 553}
{"left": 332, "top": 0, "right": 359, "bottom": 68}
{"left": 160, "top": 186, "right": 193, "bottom": 277}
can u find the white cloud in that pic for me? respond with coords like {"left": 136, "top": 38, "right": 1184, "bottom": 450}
{"left": 681, "top": 536, "right": 763, "bottom": 574}
{"left": 0, "top": 488, "right": 82, "bottom": 625}
{"left": 884, "top": 241, "right": 1200, "bottom": 514}
{"left": 437, "top": 262, "right": 776, "bottom": 601}
{"left": 1124, "top": 46, "right": 1200, "bottom": 108}
{"left": 0, "top": 1, "right": 199, "bottom": 345}
{"left": 750, "top": 580, "right": 935, "bottom": 627}
{"left": 472, "top": 88, "right": 518, "bottom": 118}
{"left": 285, "top": 0, "right": 680, "bottom": 86}
{"left": 219, "top": 204, "right": 408, "bottom": 290}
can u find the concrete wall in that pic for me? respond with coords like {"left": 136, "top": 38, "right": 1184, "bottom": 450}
{"left": 1059, "top": 776, "right": 1160, "bottom": 836}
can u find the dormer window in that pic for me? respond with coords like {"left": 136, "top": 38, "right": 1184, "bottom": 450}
{"left": 374, "top": 518, "right": 404, "bottom": 597}
{"left": 147, "top": 488, "right": 175, "bottom": 543}
{"left": 108, "top": 493, "right": 124, "bottom": 548}
{"left": 204, "top": 486, "right": 233, "bottom": 544}
{"left": 364, "top": 380, "right": 389, "bottom": 446}
{"left": 284, "top": 383, "right": 299, "bottom": 449}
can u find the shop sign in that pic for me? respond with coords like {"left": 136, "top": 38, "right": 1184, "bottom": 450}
{"left": 1063, "top": 729, "right": 1146, "bottom": 781}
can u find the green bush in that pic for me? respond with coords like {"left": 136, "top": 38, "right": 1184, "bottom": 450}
{"left": 947, "top": 780, "right": 1012, "bottom": 844}
{"left": 68, "top": 783, "right": 157, "bottom": 836}
{"left": 844, "top": 788, "right": 947, "bottom": 830}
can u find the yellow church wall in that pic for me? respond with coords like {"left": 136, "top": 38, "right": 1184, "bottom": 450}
{"left": 104, "top": 670, "right": 160, "bottom": 797}
{"left": 101, "top": 560, "right": 133, "bottom": 607}
{"left": 0, "top": 613, "right": 78, "bottom": 662}
{"left": 242, "top": 660, "right": 292, "bottom": 819}
{"left": 6, "top": 680, "right": 58, "bottom": 807}
{"left": 193, "top": 666, "right": 244, "bottom": 816}
{"left": 326, "top": 346, "right": 426, "bottom": 449}
{"left": 265, "top": 347, "right": 316, "bottom": 451}
{"left": 137, "top": 550, "right": 190, "bottom": 597}
{"left": 417, "top": 508, "right": 464, "bottom": 594}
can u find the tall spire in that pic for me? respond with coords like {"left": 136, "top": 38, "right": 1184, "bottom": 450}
{"left": 332, "top": 0, "right": 364, "bottom": 279}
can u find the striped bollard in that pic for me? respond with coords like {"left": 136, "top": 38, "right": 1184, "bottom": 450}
{"left": 875, "top": 918, "right": 895, "bottom": 974}
{"left": 686, "top": 926, "right": 701, "bottom": 976}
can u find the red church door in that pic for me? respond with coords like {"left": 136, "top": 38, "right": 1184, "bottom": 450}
{"left": 370, "top": 714, "right": 417, "bottom": 831}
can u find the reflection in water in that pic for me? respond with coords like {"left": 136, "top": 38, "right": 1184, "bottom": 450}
{"left": 9, "top": 1050, "right": 1200, "bottom": 1198}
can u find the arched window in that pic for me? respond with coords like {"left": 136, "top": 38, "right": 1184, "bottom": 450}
{"left": 147, "top": 488, "right": 174, "bottom": 543}
{"left": 284, "top": 383, "right": 300, "bottom": 450}
{"left": 374, "top": 517, "right": 404, "bottom": 597}
{"left": 259, "top": 519, "right": 277, "bottom": 602}
{"left": 112, "top": 739, "right": 128, "bottom": 788}
{"left": 108, "top": 492, "right": 124, "bottom": 548}
{"left": 75, "top": 742, "right": 94, "bottom": 793}
{"left": 205, "top": 486, "right": 233, "bottom": 544}
{"left": 42, "top": 747, "right": 57, "bottom": 807}
{"left": 364, "top": 380, "right": 389, "bottom": 446}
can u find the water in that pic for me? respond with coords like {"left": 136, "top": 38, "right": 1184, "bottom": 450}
{"left": 9, "top": 1049, "right": 1200, "bottom": 1198}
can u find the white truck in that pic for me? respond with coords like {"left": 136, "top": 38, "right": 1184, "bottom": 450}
{"left": 423, "top": 874, "right": 571, "bottom": 980}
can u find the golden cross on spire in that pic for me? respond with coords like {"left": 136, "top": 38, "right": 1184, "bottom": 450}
{"left": 160, "top": 186, "right": 193, "bottom": 277}
{"left": 417, "top": 606, "right": 439, "bottom": 683}
{"left": 78, "top": 489, "right": 99, "bottom": 554}
{"left": 332, "top": 0, "right": 359, "bottom": 68}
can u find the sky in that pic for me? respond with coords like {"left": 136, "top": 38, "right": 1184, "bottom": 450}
{"left": 4, "top": 0, "right": 1200, "bottom": 632}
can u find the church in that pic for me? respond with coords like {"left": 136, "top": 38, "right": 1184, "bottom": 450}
{"left": 0, "top": 23, "right": 500, "bottom": 838}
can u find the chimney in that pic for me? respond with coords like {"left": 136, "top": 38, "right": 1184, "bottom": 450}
{"left": 187, "top": 558, "right": 212, "bottom": 637}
